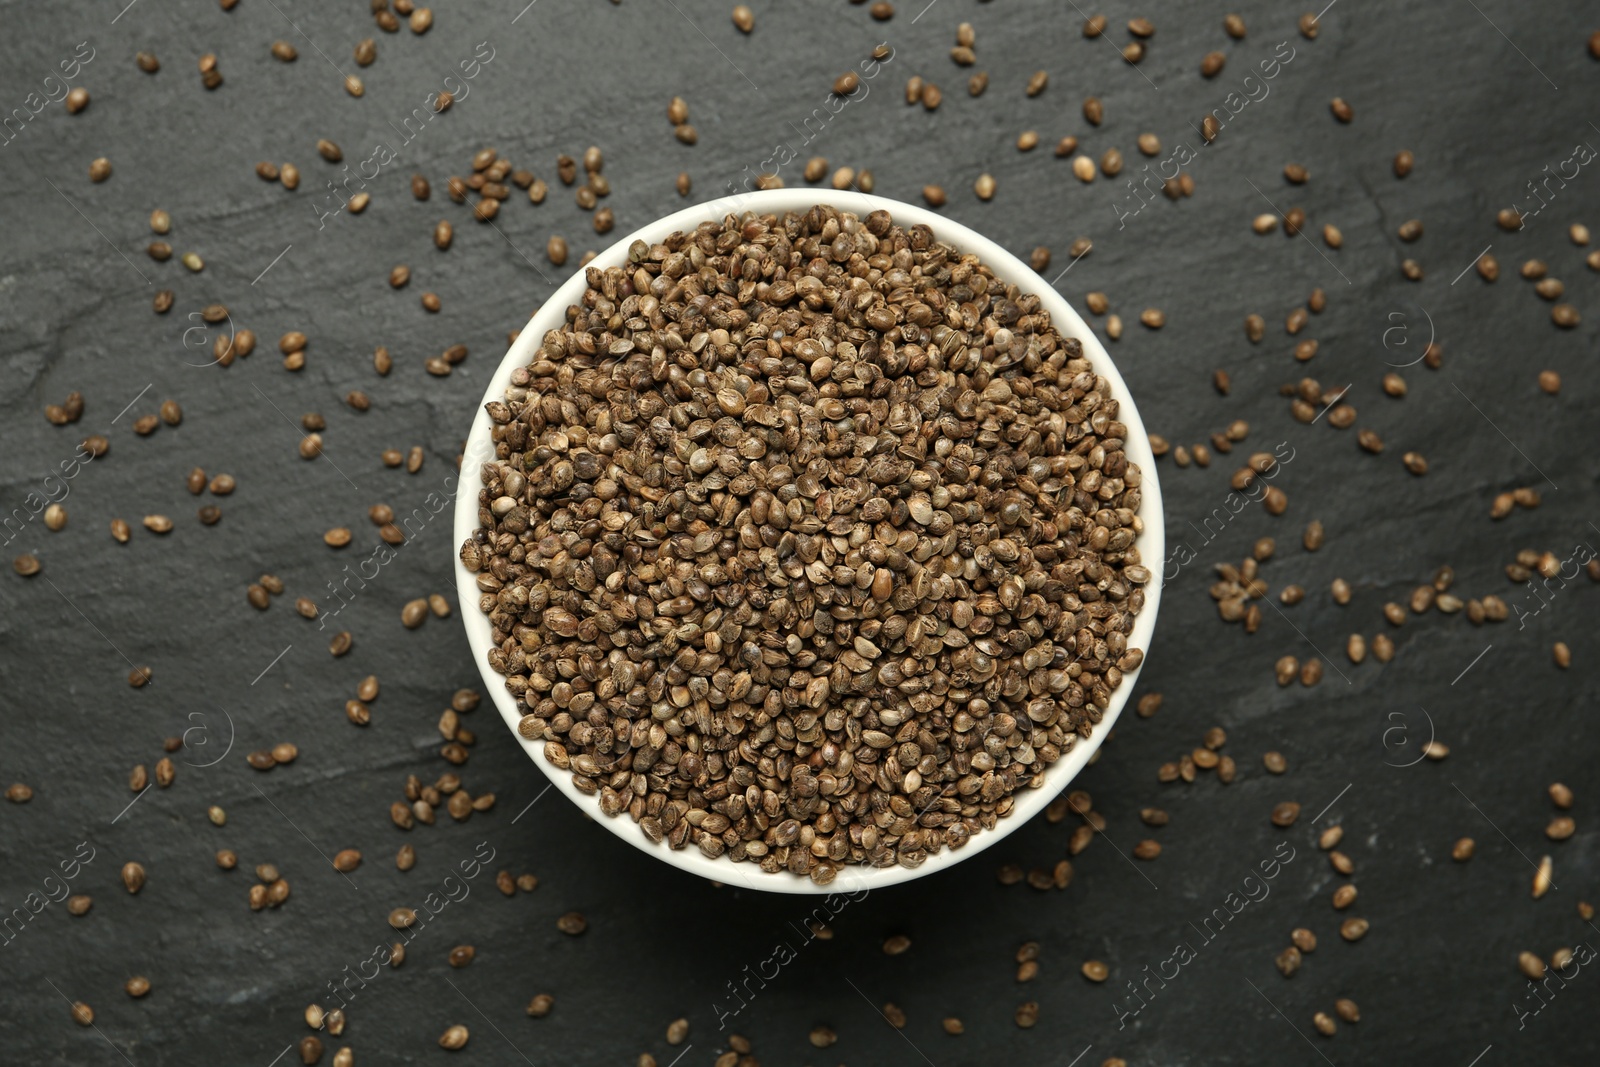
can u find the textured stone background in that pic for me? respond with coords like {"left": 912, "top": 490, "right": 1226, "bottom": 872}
{"left": 2, "top": 1, "right": 1597, "bottom": 1064}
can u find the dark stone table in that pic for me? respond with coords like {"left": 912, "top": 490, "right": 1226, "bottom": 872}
{"left": 2, "top": 1, "right": 1596, "bottom": 1063}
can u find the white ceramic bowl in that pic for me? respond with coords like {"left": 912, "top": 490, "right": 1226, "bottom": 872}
{"left": 454, "top": 189, "right": 1164, "bottom": 894}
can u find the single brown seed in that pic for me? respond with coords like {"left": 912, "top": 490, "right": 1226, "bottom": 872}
{"left": 731, "top": 4, "right": 753, "bottom": 32}
{"left": 1534, "top": 855, "right": 1553, "bottom": 898}
{"left": 1083, "top": 97, "right": 1103, "bottom": 125}
{"left": 66, "top": 86, "right": 92, "bottom": 114}
{"left": 1553, "top": 641, "right": 1572, "bottom": 669}
{"left": 66, "top": 895, "right": 92, "bottom": 916}
{"left": 438, "top": 1025, "right": 468, "bottom": 1051}
{"left": 1081, "top": 960, "right": 1109, "bottom": 982}
{"left": 121, "top": 861, "right": 146, "bottom": 893}
{"left": 1394, "top": 149, "right": 1414, "bottom": 177}
{"left": 1323, "top": 223, "right": 1343, "bottom": 248}
{"left": 1335, "top": 998, "right": 1361, "bottom": 1024}
{"left": 1551, "top": 303, "right": 1581, "bottom": 328}
{"left": 1550, "top": 782, "right": 1574, "bottom": 809}
{"left": 556, "top": 911, "right": 587, "bottom": 935}
{"left": 1340, "top": 918, "right": 1369, "bottom": 942}
{"left": 137, "top": 50, "right": 160, "bottom": 72}
{"left": 1140, "top": 308, "right": 1165, "bottom": 329}
{"left": 974, "top": 173, "right": 996, "bottom": 201}
{"left": 1271, "top": 802, "right": 1301, "bottom": 827}
{"left": 71, "top": 1002, "right": 94, "bottom": 1026}
{"left": 1330, "top": 97, "right": 1353, "bottom": 122}
{"left": 1201, "top": 51, "right": 1226, "bottom": 76}
{"left": 1276, "top": 946, "right": 1303, "bottom": 977}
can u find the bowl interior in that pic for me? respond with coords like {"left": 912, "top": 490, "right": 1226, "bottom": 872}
{"left": 453, "top": 189, "right": 1164, "bottom": 894}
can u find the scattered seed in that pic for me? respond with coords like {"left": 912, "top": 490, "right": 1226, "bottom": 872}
{"left": 1534, "top": 855, "right": 1553, "bottom": 898}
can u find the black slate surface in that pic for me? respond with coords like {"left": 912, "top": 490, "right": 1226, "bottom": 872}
{"left": 3, "top": 1, "right": 1599, "bottom": 1064}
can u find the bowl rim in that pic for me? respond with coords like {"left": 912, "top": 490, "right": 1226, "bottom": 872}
{"left": 453, "top": 188, "right": 1164, "bottom": 895}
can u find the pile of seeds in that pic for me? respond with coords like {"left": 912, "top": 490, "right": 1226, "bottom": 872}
{"left": 460, "top": 204, "right": 1149, "bottom": 881}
